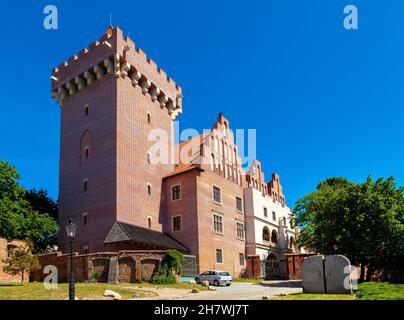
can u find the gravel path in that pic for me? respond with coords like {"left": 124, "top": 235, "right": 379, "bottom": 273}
{"left": 182, "top": 281, "right": 302, "bottom": 300}
{"left": 134, "top": 280, "right": 302, "bottom": 300}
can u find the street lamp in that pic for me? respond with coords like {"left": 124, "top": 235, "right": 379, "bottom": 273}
{"left": 66, "top": 219, "right": 77, "bottom": 301}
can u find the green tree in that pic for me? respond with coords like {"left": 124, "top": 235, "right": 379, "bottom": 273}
{"left": 293, "top": 176, "right": 403, "bottom": 282}
{"left": 25, "top": 189, "right": 58, "bottom": 221}
{"left": 0, "top": 160, "right": 59, "bottom": 253}
{"left": 3, "top": 241, "right": 40, "bottom": 285}
{"left": 160, "top": 249, "right": 184, "bottom": 276}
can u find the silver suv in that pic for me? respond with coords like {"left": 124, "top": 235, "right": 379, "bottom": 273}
{"left": 195, "top": 270, "right": 232, "bottom": 286}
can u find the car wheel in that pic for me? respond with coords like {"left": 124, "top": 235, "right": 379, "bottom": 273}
{"left": 226, "top": 284, "right": 231, "bottom": 286}
{"left": 214, "top": 280, "right": 220, "bottom": 287}
{"left": 195, "top": 278, "right": 200, "bottom": 284}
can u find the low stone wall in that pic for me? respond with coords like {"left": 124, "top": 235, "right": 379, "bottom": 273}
{"left": 31, "top": 250, "right": 165, "bottom": 283}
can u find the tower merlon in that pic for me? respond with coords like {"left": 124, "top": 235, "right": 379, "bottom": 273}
{"left": 50, "top": 26, "right": 182, "bottom": 119}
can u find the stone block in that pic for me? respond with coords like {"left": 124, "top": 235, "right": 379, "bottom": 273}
{"left": 302, "top": 255, "right": 325, "bottom": 294}
{"left": 325, "top": 255, "right": 352, "bottom": 294}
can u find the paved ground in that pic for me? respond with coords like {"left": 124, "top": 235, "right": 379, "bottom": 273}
{"left": 135, "top": 281, "right": 302, "bottom": 300}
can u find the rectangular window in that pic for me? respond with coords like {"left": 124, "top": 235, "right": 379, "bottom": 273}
{"left": 147, "top": 183, "right": 151, "bottom": 195}
{"left": 83, "top": 212, "right": 88, "bottom": 226}
{"left": 236, "top": 196, "right": 243, "bottom": 212}
{"left": 236, "top": 221, "right": 245, "bottom": 239}
{"left": 216, "top": 249, "right": 223, "bottom": 264}
{"left": 272, "top": 211, "right": 276, "bottom": 221}
{"left": 213, "top": 213, "right": 223, "bottom": 234}
{"left": 84, "top": 104, "right": 89, "bottom": 116}
{"left": 171, "top": 185, "right": 181, "bottom": 201}
{"left": 173, "top": 216, "right": 182, "bottom": 232}
{"left": 213, "top": 186, "right": 221, "bottom": 204}
{"left": 239, "top": 253, "right": 245, "bottom": 266}
{"left": 147, "top": 152, "right": 151, "bottom": 164}
{"left": 263, "top": 207, "right": 268, "bottom": 217}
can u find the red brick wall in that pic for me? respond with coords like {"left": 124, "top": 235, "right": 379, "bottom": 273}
{"left": 164, "top": 169, "right": 246, "bottom": 277}
{"left": 0, "top": 238, "right": 29, "bottom": 282}
{"left": 57, "top": 27, "right": 179, "bottom": 253}
{"left": 31, "top": 251, "right": 164, "bottom": 283}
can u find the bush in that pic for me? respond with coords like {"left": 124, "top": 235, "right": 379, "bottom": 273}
{"left": 160, "top": 250, "right": 183, "bottom": 277}
{"left": 150, "top": 274, "right": 176, "bottom": 285}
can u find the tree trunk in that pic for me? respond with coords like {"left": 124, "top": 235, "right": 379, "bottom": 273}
{"left": 366, "top": 265, "right": 373, "bottom": 282}
{"left": 359, "top": 263, "right": 365, "bottom": 283}
{"left": 21, "top": 271, "right": 24, "bottom": 286}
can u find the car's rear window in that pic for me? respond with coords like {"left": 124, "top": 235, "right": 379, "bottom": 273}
{"left": 219, "top": 272, "right": 230, "bottom": 276}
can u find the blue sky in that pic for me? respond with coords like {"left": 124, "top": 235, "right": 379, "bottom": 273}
{"left": 0, "top": 0, "right": 403, "bottom": 207}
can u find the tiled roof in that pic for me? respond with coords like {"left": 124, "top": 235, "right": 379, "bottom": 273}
{"left": 104, "top": 221, "right": 189, "bottom": 252}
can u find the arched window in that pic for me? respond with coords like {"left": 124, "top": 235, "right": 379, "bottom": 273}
{"left": 262, "top": 227, "right": 270, "bottom": 242}
{"left": 271, "top": 230, "right": 278, "bottom": 244}
{"left": 289, "top": 236, "right": 295, "bottom": 250}
{"left": 80, "top": 130, "right": 92, "bottom": 163}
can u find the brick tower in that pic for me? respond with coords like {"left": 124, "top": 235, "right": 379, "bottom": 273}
{"left": 52, "top": 26, "right": 183, "bottom": 253}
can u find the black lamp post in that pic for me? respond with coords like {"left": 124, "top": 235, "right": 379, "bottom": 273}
{"left": 66, "top": 219, "right": 77, "bottom": 301}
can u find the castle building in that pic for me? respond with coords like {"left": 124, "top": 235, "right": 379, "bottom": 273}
{"left": 162, "top": 113, "right": 247, "bottom": 276}
{"left": 244, "top": 162, "right": 300, "bottom": 278}
{"left": 51, "top": 26, "right": 300, "bottom": 278}
{"left": 53, "top": 26, "right": 183, "bottom": 254}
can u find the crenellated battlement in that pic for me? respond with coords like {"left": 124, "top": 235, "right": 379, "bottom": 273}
{"left": 51, "top": 26, "right": 182, "bottom": 119}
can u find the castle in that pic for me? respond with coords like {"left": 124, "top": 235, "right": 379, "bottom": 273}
{"left": 51, "top": 26, "right": 301, "bottom": 279}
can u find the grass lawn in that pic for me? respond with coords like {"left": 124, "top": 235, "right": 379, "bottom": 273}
{"left": 232, "top": 278, "right": 264, "bottom": 283}
{"left": 271, "top": 282, "right": 404, "bottom": 300}
{"left": 0, "top": 281, "right": 205, "bottom": 300}
{"left": 355, "top": 282, "right": 404, "bottom": 300}
{"left": 272, "top": 293, "right": 355, "bottom": 300}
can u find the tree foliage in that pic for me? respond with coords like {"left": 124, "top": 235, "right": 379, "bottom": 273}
{"left": 3, "top": 241, "right": 40, "bottom": 285}
{"left": 293, "top": 176, "right": 403, "bottom": 281}
{"left": 0, "top": 160, "right": 59, "bottom": 253}
{"left": 160, "top": 249, "right": 184, "bottom": 277}
{"left": 25, "top": 189, "right": 58, "bottom": 221}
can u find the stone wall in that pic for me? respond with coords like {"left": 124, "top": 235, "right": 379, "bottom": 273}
{"left": 31, "top": 250, "right": 165, "bottom": 283}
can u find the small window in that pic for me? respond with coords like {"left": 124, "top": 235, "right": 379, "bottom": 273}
{"left": 84, "top": 146, "right": 90, "bottom": 159}
{"left": 84, "top": 104, "right": 89, "bottom": 116}
{"left": 235, "top": 197, "right": 243, "bottom": 212}
{"left": 147, "top": 112, "right": 151, "bottom": 124}
{"left": 83, "top": 179, "right": 88, "bottom": 191}
{"left": 263, "top": 207, "right": 268, "bottom": 217}
{"left": 283, "top": 217, "right": 287, "bottom": 225}
{"left": 83, "top": 212, "right": 88, "bottom": 226}
{"left": 239, "top": 253, "right": 245, "bottom": 266}
{"left": 173, "top": 216, "right": 182, "bottom": 232}
{"left": 147, "top": 183, "right": 151, "bottom": 195}
{"left": 171, "top": 185, "right": 181, "bottom": 201}
{"left": 147, "top": 216, "right": 152, "bottom": 228}
{"left": 236, "top": 221, "right": 245, "bottom": 239}
{"left": 82, "top": 246, "right": 89, "bottom": 254}
{"left": 213, "top": 186, "right": 221, "bottom": 204}
{"left": 147, "top": 152, "right": 151, "bottom": 164}
{"left": 213, "top": 213, "right": 223, "bottom": 234}
{"left": 272, "top": 211, "right": 276, "bottom": 221}
{"left": 215, "top": 249, "right": 223, "bottom": 264}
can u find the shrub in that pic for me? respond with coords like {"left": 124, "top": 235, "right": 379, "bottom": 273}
{"left": 160, "top": 249, "right": 183, "bottom": 277}
{"left": 150, "top": 273, "right": 176, "bottom": 285}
